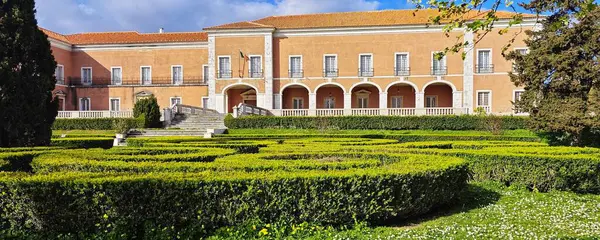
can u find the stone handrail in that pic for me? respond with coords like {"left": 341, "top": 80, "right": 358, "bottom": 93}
{"left": 233, "top": 103, "right": 272, "bottom": 118}
{"left": 57, "top": 111, "right": 133, "bottom": 119}
{"left": 163, "top": 104, "right": 220, "bottom": 127}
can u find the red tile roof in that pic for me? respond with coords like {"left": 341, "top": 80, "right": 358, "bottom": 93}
{"left": 41, "top": 28, "right": 208, "bottom": 45}
{"left": 205, "top": 9, "right": 538, "bottom": 30}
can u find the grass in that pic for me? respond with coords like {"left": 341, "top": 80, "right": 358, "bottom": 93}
{"left": 210, "top": 181, "right": 600, "bottom": 239}
{"left": 228, "top": 129, "right": 537, "bottom": 137}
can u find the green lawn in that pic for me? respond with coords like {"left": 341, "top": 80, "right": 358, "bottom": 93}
{"left": 211, "top": 181, "right": 600, "bottom": 239}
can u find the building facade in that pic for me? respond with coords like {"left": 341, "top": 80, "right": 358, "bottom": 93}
{"left": 45, "top": 9, "right": 538, "bottom": 117}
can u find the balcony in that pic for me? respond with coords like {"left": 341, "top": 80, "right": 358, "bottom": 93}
{"left": 248, "top": 70, "right": 264, "bottom": 78}
{"left": 358, "top": 68, "right": 374, "bottom": 77}
{"left": 323, "top": 69, "right": 338, "bottom": 78}
{"left": 69, "top": 77, "right": 207, "bottom": 86}
{"left": 394, "top": 67, "right": 410, "bottom": 76}
{"left": 218, "top": 70, "right": 233, "bottom": 79}
{"left": 431, "top": 67, "right": 448, "bottom": 76}
{"left": 476, "top": 64, "right": 494, "bottom": 74}
{"left": 56, "top": 77, "right": 65, "bottom": 85}
{"left": 271, "top": 108, "right": 469, "bottom": 117}
{"left": 289, "top": 70, "right": 304, "bottom": 78}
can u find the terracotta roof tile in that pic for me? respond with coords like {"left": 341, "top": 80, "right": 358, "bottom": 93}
{"left": 41, "top": 29, "right": 208, "bottom": 45}
{"left": 40, "top": 28, "right": 71, "bottom": 44}
{"left": 205, "top": 9, "right": 538, "bottom": 30}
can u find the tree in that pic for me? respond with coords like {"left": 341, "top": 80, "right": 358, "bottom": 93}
{"left": 0, "top": 0, "right": 58, "bottom": 147}
{"left": 413, "top": 0, "right": 600, "bottom": 146}
{"left": 133, "top": 96, "right": 161, "bottom": 128}
{"left": 506, "top": 6, "right": 600, "bottom": 146}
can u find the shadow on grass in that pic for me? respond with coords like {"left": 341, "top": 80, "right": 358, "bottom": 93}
{"left": 384, "top": 183, "right": 502, "bottom": 229}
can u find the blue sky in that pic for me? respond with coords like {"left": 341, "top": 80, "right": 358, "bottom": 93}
{"left": 36, "top": 0, "right": 530, "bottom": 34}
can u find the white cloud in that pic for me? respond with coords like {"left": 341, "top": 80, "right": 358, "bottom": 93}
{"left": 35, "top": 0, "right": 380, "bottom": 34}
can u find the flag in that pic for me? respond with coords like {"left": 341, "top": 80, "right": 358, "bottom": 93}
{"left": 240, "top": 50, "right": 249, "bottom": 61}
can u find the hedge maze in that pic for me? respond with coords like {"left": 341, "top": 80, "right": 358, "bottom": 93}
{"left": 0, "top": 134, "right": 599, "bottom": 238}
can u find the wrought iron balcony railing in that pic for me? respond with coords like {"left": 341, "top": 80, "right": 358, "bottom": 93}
{"left": 394, "top": 67, "right": 410, "bottom": 76}
{"left": 69, "top": 77, "right": 207, "bottom": 86}
{"left": 476, "top": 64, "right": 494, "bottom": 74}
{"left": 358, "top": 68, "right": 374, "bottom": 77}
{"left": 289, "top": 70, "right": 304, "bottom": 78}
{"left": 323, "top": 69, "right": 338, "bottom": 77}
{"left": 55, "top": 77, "right": 65, "bottom": 85}
{"left": 431, "top": 67, "right": 448, "bottom": 76}
{"left": 248, "top": 70, "right": 264, "bottom": 78}
{"left": 218, "top": 70, "right": 233, "bottom": 79}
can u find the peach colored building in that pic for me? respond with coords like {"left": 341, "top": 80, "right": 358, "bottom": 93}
{"left": 45, "top": 9, "right": 539, "bottom": 118}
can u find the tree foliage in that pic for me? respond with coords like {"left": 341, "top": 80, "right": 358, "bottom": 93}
{"left": 0, "top": 0, "right": 58, "bottom": 147}
{"left": 133, "top": 96, "right": 161, "bottom": 128}
{"left": 415, "top": 0, "right": 600, "bottom": 146}
{"left": 506, "top": 3, "right": 600, "bottom": 146}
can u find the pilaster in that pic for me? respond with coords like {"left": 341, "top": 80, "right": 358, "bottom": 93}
{"left": 208, "top": 35, "right": 217, "bottom": 111}
{"left": 263, "top": 33, "right": 274, "bottom": 110}
{"left": 463, "top": 30, "right": 475, "bottom": 113}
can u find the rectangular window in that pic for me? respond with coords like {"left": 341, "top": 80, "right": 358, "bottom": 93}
{"left": 141, "top": 66, "right": 152, "bottom": 85}
{"left": 390, "top": 96, "right": 404, "bottom": 108}
{"left": 203, "top": 65, "right": 209, "bottom": 83}
{"left": 477, "top": 50, "right": 493, "bottom": 73}
{"left": 395, "top": 53, "right": 409, "bottom": 76}
{"left": 55, "top": 65, "right": 64, "bottom": 84}
{"left": 170, "top": 97, "right": 182, "bottom": 106}
{"left": 514, "top": 90, "right": 525, "bottom": 113}
{"left": 111, "top": 67, "right": 122, "bottom": 85}
{"left": 432, "top": 53, "right": 447, "bottom": 75}
{"left": 110, "top": 98, "right": 120, "bottom": 111}
{"left": 324, "top": 97, "right": 336, "bottom": 109}
{"left": 292, "top": 98, "right": 304, "bottom": 109}
{"left": 477, "top": 92, "right": 491, "bottom": 106}
{"left": 218, "top": 57, "right": 231, "bottom": 78}
{"left": 249, "top": 56, "right": 262, "bottom": 78}
{"left": 425, "top": 96, "right": 438, "bottom": 108}
{"left": 289, "top": 56, "right": 303, "bottom": 78}
{"left": 79, "top": 98, "right": 91, "bottom": 111}
{"left": 513, "top": 48, "right": 528, "bottom": 72}
{"left": 81, "top": 67, "right": 92, "bottom": 85}
{"left": 202, "top": 97, "right": 209, "bottom": 108}
{"left": 172, "top": 66, "right": 183, "bottom": 84}
{"left": 358, "top": 97, "right": 369, "bottom": 108}
{"left": 359, "top": 54, "right": 373, "bottom": 77}
{"left": 324, "top": 55, "right": 337, "bottom": 77}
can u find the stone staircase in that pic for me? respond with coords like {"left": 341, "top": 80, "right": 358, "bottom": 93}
{"left": 127, "top": 104, "right": 227, "bottom": 138}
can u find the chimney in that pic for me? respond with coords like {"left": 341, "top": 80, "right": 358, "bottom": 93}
{"left": 159, "top": 28, "right": 164, "bottom": 33}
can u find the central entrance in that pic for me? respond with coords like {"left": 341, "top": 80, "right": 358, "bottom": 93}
{"left": 225, "top": 85, "right": 257, "bottom": 113}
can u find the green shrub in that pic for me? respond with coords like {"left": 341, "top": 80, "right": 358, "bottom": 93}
{"left": 51, "top": 138, "right": 114, "bottom": 149}
{"left": 0, "top": 152, "right": 36, "bottom": 172}
{"left": 0, "top": 154, "right": 468, "bottom": 238}
{"left": 52, "top": 118, "right": 144, "bottom": 130}
{"left": 224, "top": 114, "right": 235, "bottom": 128}
{"left": 225, "top": 115, "right": 529, "bottom": 130}
{"left": 134, "top": 96, "right": 161, "bottom": 128}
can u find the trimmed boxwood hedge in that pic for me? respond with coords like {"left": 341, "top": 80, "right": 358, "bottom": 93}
{"left": 0, "top": 153, "right": 467, "bottom": 238}
{"left": 225, "top": 115, "right": 529, "bottom": 130}
{"left": 52, "top": 117, "right": 145, "bottom": 130}
{"left": 51, "top": 138, "right": 114, "bottom": 149}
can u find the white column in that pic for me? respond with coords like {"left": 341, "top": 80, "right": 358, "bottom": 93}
{"left": 415, "top": 92, "right": 425, "bottom": 108}
{"left": 344, "top": 93, "right": 352, "bottom": 115}
{"left": 273, "top": 93, "right": 281, "bottom": 109}
{"left": 379, "top": 92, "right": 388, "bottom": 109}
{"left": 379, "top": 92, "right": 388, "bottom": 115}
{"left": 256, "top": 93, "right": 265, "bottom": 109}
{"left": 208, "top": 35, "right": 217, "bottom": 110}
{"left": 463, "top": 30, "right": 474, "bottom": 114}
{"left": 263, "top": 33, "right": 274, "bottom": 110}
{"left": 309, "top": 93, "right": 317, "bottom": 116}
{"left": 415, "top": 92, "right": 425, "bottom": 115}
{"left": 215, "top": 94, "right": 225, "bottom": 113}
{"left": 453, "top": 91, "right": 463, "bottom": 112}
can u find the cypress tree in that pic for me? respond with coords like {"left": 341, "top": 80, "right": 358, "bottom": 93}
{"left": 0, "top": 0, "right": 58, "bottom": 147}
